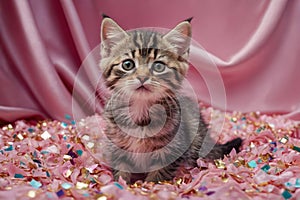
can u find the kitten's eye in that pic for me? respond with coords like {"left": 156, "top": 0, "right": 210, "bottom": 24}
{"left": 152, "top": 61, "right": 166, "bottom": 73}
{"left": 122, "top": 59, "right": 135, "bottom": 71}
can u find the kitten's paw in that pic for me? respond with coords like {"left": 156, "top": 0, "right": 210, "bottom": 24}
{"left": 145, "top": 170, "right": 172, "bottom": 183}
{"left": 113, "top": 171, "right": 131, "bottom": 183}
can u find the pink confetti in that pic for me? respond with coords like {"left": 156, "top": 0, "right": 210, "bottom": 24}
{"left": 0, "top": 108, "right": 299, "bottom": 199}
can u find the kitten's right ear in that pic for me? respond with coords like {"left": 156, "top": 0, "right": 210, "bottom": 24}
{"left": 101, "top": 17, "right": 128, "bottom": 49}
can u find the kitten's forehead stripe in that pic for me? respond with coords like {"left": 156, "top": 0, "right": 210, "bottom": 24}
{"left": 153, "top": 49, "right": 159, "bottom": 59}
{"left": 131, "top": 50, "right": 136, "bottom": 58}
{"left": 141, "top": 48, "right": 147, "bottom": 57}
{"left": 147, "top": 48, "right": 152, "bottom": 56}
{"left": 139, "top": 33, "right": 144, "bottom": 48}
{"left": 132, "top": 32, "right": 141, "bottom": 49}
{"left": 150, "top": 33, "right": 158, "bottom": 48}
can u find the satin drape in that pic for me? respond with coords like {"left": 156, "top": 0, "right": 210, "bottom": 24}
{"left": 1, "top": 0, "right": 299, "bottom": 122}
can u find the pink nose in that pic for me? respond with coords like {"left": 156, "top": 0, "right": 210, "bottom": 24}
{"left": 137, "top": 76, "right": 149, "bottom": 84}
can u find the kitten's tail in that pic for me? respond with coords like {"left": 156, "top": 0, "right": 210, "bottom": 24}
{"left": 205, "top": 138, "right": 243, "bottom": 160}
{"left": 221, "top": 138, "right": 243, "bottom": 156}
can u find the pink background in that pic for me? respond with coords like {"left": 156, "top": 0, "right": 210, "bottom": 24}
{"left": 1, "top": 0, "right": 300, "bottom": 122}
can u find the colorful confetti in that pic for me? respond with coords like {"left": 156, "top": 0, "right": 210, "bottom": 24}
{"left": 0, "top": 108, "right": 299, "bottom": 199}
{"left": 14, "top": 174, "right": 24, "bottom": 178}
{"left": 56, "top": 189, "right": 64, "bottom": 197}
{"left": 61, "top": 182, "right": 72, "bottom": 190}
{"left": 282, "top": 189, "right": 292, "bottom": 199}
{"left": 247, "top": 160, "right": 257, "bottom": 168}
{"left": 261, "top": 164, "right": 271, "bottom": 173}
{"left": 41, "top": 131, "right": 51, "bottom": 140}
{"left": 30, "top": 179, "right": 42, "bottom": 189}
{"left": 292, "top": 145, "right": 300, "bottom": 152}
{"left": 295, "top": 179, "right": 300, "bottom": 188}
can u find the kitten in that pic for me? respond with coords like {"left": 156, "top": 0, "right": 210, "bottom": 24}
{"left": 99, "top": 16, "right": 242, "bottom": 183}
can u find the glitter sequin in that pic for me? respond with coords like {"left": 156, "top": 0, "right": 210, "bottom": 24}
{"left": 41, "top": 131, "right": 51, "bottom": 140}
{"left": 247, "top": 160, "right": 257, "bottom": 168}
{"left": 30, "top": 179, "right": 42, "bottom": 188}
{"left": 282, "top": 189, "right": 292, "bottom": 199}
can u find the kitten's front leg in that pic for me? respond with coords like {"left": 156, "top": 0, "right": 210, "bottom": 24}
{"left": 145, "top": 163, "right": 178, "bottom": 183}
{"left": 111, "top": 154, "right": 133, "bottom": 183}
{"left": 113, "top": 169, "right": 131, "bottom": 183}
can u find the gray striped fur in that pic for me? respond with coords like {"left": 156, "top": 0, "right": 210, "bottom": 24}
{"left": 99, "top": 17, "right": 242, "bottom": 183}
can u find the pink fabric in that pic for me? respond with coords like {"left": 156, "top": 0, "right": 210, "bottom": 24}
{"left": 1, "top": 0, "right": 300, "bottom": 122}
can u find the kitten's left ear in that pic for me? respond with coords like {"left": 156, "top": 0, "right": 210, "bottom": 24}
{"left": 163, "top": 18, "right": 192, "bottom": 56}
{"left": 101, "top": 16, "right": 128, "bottom": 50}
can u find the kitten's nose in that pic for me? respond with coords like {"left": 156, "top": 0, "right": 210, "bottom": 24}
{"left": 137, "top": 76, "right": 149, "bottom": 84}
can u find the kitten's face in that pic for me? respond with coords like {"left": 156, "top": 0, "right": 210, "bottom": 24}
{"left": 100, "top": 17, "right": 192, "bottom": 102}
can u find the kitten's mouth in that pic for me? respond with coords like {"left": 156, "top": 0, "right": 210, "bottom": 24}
{"left": 136, "top": 85, "right": 151, "bottom": 92}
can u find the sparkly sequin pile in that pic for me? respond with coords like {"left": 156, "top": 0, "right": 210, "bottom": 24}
{"left": 0, "top": 108, "right": 299, "bottom": 200}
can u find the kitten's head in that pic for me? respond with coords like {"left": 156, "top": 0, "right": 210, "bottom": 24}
{"left": 100, "top": 16, "right": 192, "bottom": 102}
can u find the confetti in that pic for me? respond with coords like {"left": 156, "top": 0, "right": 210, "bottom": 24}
{"left": 198, "top": 186, "right": 208, "bottom": 191}
{"left": 261, "top": 164, "right": 270, "bottom": 173}
{"left": 17, "top": 133, "right": 24, "bottom": 140}
{"left": 7, "top": 124, "right": 13, "bottom": 130}
{"left": 27, "top": 190, "right": 36, "bottom": 198}
{"left": 284, "top": 182, "right": 293, "bottom": 188}
{"left": 4, "top": 145, "right": 13, "bottom": 151}
{"left": 295, "top": 179, "right": 300, "bottom": 188}
{"left": 61, "top": 182, "right": 72, "bottom": 189}
{"left": 0, "top": 108, "right": 298, "bottom": 199}
{"left": 76, "top": 149, "right": 83, "bottom": 156}
{"left": 279, "top": 136, "right": 289, "bottom": 144}
{"left": 82, "top": 135, "right": 90, "bottom": 140}
{"left": 82, "top": 193, "right": 89, "bottom": 197}
{"left": 41, "top": 131, "right": 51, "bottom": 140}
{"left": 46, "top": 145, "right": 60, "bottom": 154}
{"left": 65, "top": 114, "right": 72, "bottom": 120}
{"left": 63, "top": 169, "right": 73, "bottom": 178}
{"left": 97, "top": 196, "right": 108, "bottom": 200}
{"left": 221, "top": 173, "right": 229, "bottom": 182}
{"left": 28, "top": 127, "right": 35, "bottom": 133}
{"left": 247, "top": 160, "right": 257, "bottom": 168}
{"left": 214, "top": 159, "right": 226, "bottom": 169}
{"left": 282, "top": 189, "right": 292, "bottom": 199}
{"left": 30, "top": 179, "right": 42, "bottom": 189}
{"left": 206, "top": 191, "right": 215, "bottom": 196}
{"left": 292, "top": 145, "right": 300, "bottom": 152}
{"left": 56, "top": 189, "right": 64, "bottom": 197}
{"left": 250, "top": 142, "right": 255, "bottom": 148}
{"left": 63, "top": 155, "right": 72, "bottom": 160}
{"left": 61, "top": 122, "right": 68, "bottom": 128}
{"left": 86, "top": 142, "right": 95, "bottom": 148}
{"left": 14, "top": 174, "right": 24, "bottom": 178}
{"left": 231, "top": 117, "right": 237, "bottom": 122}
{"left": 67, "top": 149, "right": 78, "bottom": 158}
{"left": 113, "top": 182, "right": 124, "bottom": 189}
{"left": 76, "top": 182, "right": 89, "bottom": 189}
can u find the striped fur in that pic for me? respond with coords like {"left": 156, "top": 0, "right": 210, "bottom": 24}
{"left": 100, "top": 17, "right": 242, "bottom": 183}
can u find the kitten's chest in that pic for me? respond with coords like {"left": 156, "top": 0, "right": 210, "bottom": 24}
{"left": 106, "top": 100, "right": 178, "bottom": 130}
{"left": 104, "top": 98, "right": 182, "bottom": 152}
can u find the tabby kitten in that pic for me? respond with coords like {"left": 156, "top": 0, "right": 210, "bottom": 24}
{"left": 99, "top": 16, "right": 242, "bottom": 183}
